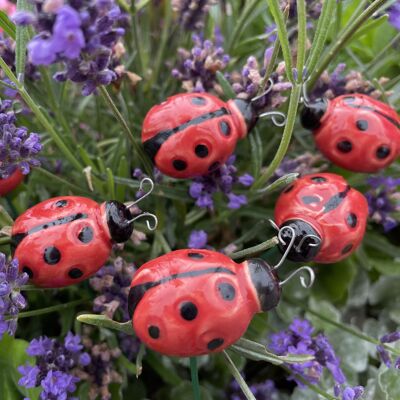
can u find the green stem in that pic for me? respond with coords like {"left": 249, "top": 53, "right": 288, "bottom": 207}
{"left": 295, "top": 0, "right": 307, "bottom": 82}
{"left": 190, "top": 357, "right": 201, "bottom": 400}
{"left": 230, "top": 237, "right": 279, "bottom": 261}
{"left": 0, "top": 236, "right": 11, "bottom": 245}
{"left": 77, "top": 313, "right": 135, "bottom": 335}
{"left": 223, "top": 351, "right": 256, "bottom": 400}
{"left": 98, "top": 86, "right": 153, "bottom": 176}
{"left": 308, "top": 0, "right": 388, "bottom": 87}
{"left": 306, "top": 307, "right": 400, "bottom": 356}
{"left": 0, "top": 205, "right": 14, "bottom": 225}
{"left": 17, "top": 299, "right": 87, "bottom": 319}
{"left": 136, "top": 343, "right": 146, "bottom": 377}
{"left": 253, "top": 84, "right": 302, "bottom": 189}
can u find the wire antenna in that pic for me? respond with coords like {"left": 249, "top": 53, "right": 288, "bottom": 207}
{"left": 125, "top": 177, "right": 155, "bottom": 209}
{"left": 128, "top": 212, "right": 158, "bottom": 231}
{"left": 251, "top": 78, "right": 274, "bottom": 103}
{"left": 258, "top": 110, "right": 287, "bottom": 127}
{"left": 279, "top": 266, "right": 315, "bottom": 289}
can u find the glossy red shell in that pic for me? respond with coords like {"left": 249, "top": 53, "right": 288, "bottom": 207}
{"left": 0, "top": 169, "right": 24, "bottom": 196}
{"left": 274, "top": 173, "right": 368, "bottom": 263}
{"left": 314, "top": 94, "right": 400, "bottom": 173}
{"left": 141, "top": 93, "right": 247, "bottom": 179}
{"left": 129, "top": 249, "right": 261, "bottom": 357}
{"left": 11, "top": 196, "right": 112, "bottom": 288}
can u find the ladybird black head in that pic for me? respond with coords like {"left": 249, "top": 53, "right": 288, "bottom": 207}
{"left": 278, "top": 219, "right": 322, "bottom": 262}
{"left": 233, "top": 98, "right": 258, "bottom": 133}
{"left": 105, "top": 201, "right": 134, "bottom": 243}
{"left": 247, "top": 258, "right": 281, "bottom": 312}
{"left": 300, "top": 98, "right": 328, "bottom": 130}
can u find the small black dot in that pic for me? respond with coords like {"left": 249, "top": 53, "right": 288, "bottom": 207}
{"left": 376, "top": 146, "right": 391, "bottom": 159}
{"left": 347, "top": 213, "right": 357, "bottom": 228}
{"left": 311, "top": 176, "right": 327, "bottom": 183}
{"left": 180, "top": 302, "right": 198, "bottom": 321}
{"left": 191, "top": 96, "right": 207, "bottom": 106}
{"left": 341, "top": 244, "right": 353, "bottom": 255}
{"left": 172, "top": 159, "right": 187, "bottom": 171}
{"left": 68, "top": 268, "right": 83, "bottom": 279}
{"left": 356, "top": 120, "right": 368, "bottom": 131}
{"left": 22, "top": 266, "right": 33, "bottom": 278}
{"left": 284, "top": 184, "right": 294, "bottom": 193}
{"left": 337, "top": 140, "right": 352, "bottom": 153}
{"left": 219, "top": 121, "right": 231, "bottom": 136}
{"left": 207, "top": 338, "right": 224, "bottom": 350}
{"left": 195, "top": 144, "right": 209, "bottom": 158}
{"left": 55, "top": 200, "right": 68, "bottom": 208}
{"left": 208, "top": 162, "right": 220, "bottom": 172}
{"left": 302, "top": 196, "right": 321, "bottom": 204}
{"left": 188, "top": 252, "right": 204, "bottom": 259}
{"left": 78, "top": 226, "right": 94, "bottom": 243}
{"left": 218, "top": 283, "right": 236, "bottom": 301}
{"left": 148, "top": 325, "right": 160, "bottom": 339}
{"left": 43, "top": 247, "right": 61, "bottom": 265}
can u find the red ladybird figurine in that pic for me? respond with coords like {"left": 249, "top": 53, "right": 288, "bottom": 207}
{"left": 141, "top": 91, "right": 284, "bottom": 179}
{"left": 128, "top": 249, "right": 313, "bottom": 357}
{"left": 0, "top": 169, "right": 24, "bottom": 196}
{"left": 11, "top": 179, "right": 157, "bottom": 288}
{"left": 301, "top": 94, "right": 400, "bottom": 173}
{"left": 274, "top": 173, "right": 368, "bottom": 264}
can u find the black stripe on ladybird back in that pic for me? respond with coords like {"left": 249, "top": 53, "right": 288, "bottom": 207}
{"left": 323, "top": 186, "right": 351, "bottom": 213}
{"left": 128, "top": 266, "right": 236, "bottom": 318}
{"left": 143, "top": 107, "right": 230, "bottom": 161}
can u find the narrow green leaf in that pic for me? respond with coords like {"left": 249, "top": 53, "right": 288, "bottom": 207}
{"left": 106, "top": 168, "right": 116, "bottom": 199}
{"left": 216, "top": 71, "right": 236, "bottom": 99}
{"left": 77, "top": 313, "right": 135, "bottom": 335}
{"left": 350, "top": 13, "right": 388, "bottom": 41}
{"left": 295, "top": 0, "right": 307, "bottom": 82}
{"left": 0, "top": 11, "right": 16, "bottom": 40}
{"left": 15, "top": 0, "right": 30, "bottom": 81}
{"left": 267, "top": 0, "right": 294, "bottom": 83}
{"left": 257, "top": 172, "right": 299, "bottom": 194}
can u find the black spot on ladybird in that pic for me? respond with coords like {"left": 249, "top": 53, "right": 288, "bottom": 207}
{"left": 347, "top": 213, "right": 357, "bottom": 228}
{"left": 207, "top": 338, "right": 224, "bottom": 350}
{"left": 55, "top": 200, "right": 68, "bottom": 208}
{"left": 337, "top": 140, "right": 352, "bottom": 153}
{"left": 219, "top": 121, "right": 231, "bottom": 136}
{"left": 22, "top": 266, "right": 33, "bottom": 278}
{"left": 173, "top": 159, "right": 187, "bottom": 171}
{"left": 180, "top": 302, "right": 198, "bottom": 321}
{"left": 341, "top": 244, "right": 353, "bottom": 254}
{"left": 68, "top": 268, "right": 83, "bottom": 279}
{"left": 218, "top": 283, "right": 236, "bottom": 301}
{"left": 78, "top": 226, "right": 94, "bottom": 243}
{"left": 356, "top": 120, "right": 368, "bottom": 131}
{"left": 311, "top": 176, "right": 327, "bottom": 183}
{"left": 191, "top": 96, "right": 207, "bottom": 106}
{"left": 195, "top": 144, "right": 209, "bottom": 158}
{"left": 43, "top": 247, "right": 61, "bottom": 265}
{"left": 376, "top": 146, "right": 391, "bottom": 159}
{"left": 302, "top": 196, "right": 321, "bottom": 204}
{"left": 188, "top": 252, "right": 204, "bottom": 259}
{"left": 148, "top": 325, "right": 160, "bottom": 339}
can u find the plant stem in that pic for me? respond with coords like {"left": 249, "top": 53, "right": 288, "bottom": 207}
{"left": 77, "top": 313, "right": 135, "bottom": 335}
{"left": 253, "top": 84, "right": 302, "bottom": 189}
{"left": 98, "top": 86, "right": 153, "bottom": 176}
{"left": 17, "top": 299, "right": 88, "bottom": 319}
{"left": 230, "top": 237, "right": 279, "bottom": 261}
{"left": 0, "top": 236, "right": 11, "bottom": 245}
{"left": 308, "top": 0, "right": 388, "bottom": 87}
{"left": 223, "top": 351, "right": 256, "bottom": 400}
{"left": 296, "top": 0, "right": 307, "bottom": 82}
{"left": 190, "top": 357, "right": 201, "bottom": 400}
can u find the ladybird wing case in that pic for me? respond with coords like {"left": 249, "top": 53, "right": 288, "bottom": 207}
{"left": 275, "top": 173, "right": 368, "bottom": 263}
{"left": 129, "top": 249, "right": 258, "bottom": 357}
{"left": 12, "top": 196, "right": 112, "bottom": 288}
{"left": 0, "top": 169, "right": 24, "bottom": 196}
{"left": 314, "top": 95, "right": 400, "bottom": 173}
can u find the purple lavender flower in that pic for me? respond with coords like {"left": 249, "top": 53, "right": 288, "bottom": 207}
{"left": 365, "top": 176, "right": 400, "bottom": 232}
{"left": 389, "top": 2, "right": 400, "bottom": 30}
{"left": 0, "top": 254, "right": 28, "bottom": 339}
{"left": 18, "top": 332, "right": 90, "bottom": 399}
{"left": 376, "top": 330, "right": 400, "bottom": 368}
{"left": 189, "top": 155, "right": 253, "bottom": 210}
{"left": 188, "top": 229, "right": 208, "bottom": 248}
{"left": 0, "top": 99, "right": 42, "bottom": 177}
{"left": 228, "top": 376, "right": 279, "bottom": 400}
{"left": 20, "top": 0, "right": 129, "bottom": 95}
{"left": 172, "top": 0, "right": 216, "bottom": 31}
{"left": 172, "top": 32, "right": 230, "bottom": 93}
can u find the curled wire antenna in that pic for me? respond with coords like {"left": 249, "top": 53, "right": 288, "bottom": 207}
{"left": 301, "top": 79, "right": 311, "bottom": 107}
{"left": 258, "top": 110, "right": 287, "bottom": 127}
{"left": 125, "top": 177, "right": 155, "bottom": 209}
{"left": 279, "top": 266, "right": 315, "bottom": 289}
{"left": 128, "top": 212, "right": 158, "bottom": 231}
{"left": 275, "top": 225, "right": 296, "bottom": 270}
{"left": 251, "top": 78, "right": 274, "bottom": 103}
{"left": 295, "top": 234, "right": 321, "bottom": 252}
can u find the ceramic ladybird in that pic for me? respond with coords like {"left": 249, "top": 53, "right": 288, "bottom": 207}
{"left": 128, "top": 249, "right": 282, "bottom": 357}
{"left": 301, "top": 94, "right": 400, "bottom": 173}
{"left": 141, "top": 92, "right": 258, "bottom": 179}
{"left": 11, "top": 196, "right": 135, "bottom": 288}
{"left": 0, "top": 170, "right": 24, "bottom": 196}
{"left": 274, "top": 173, "right": 368, "bottom": 264}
